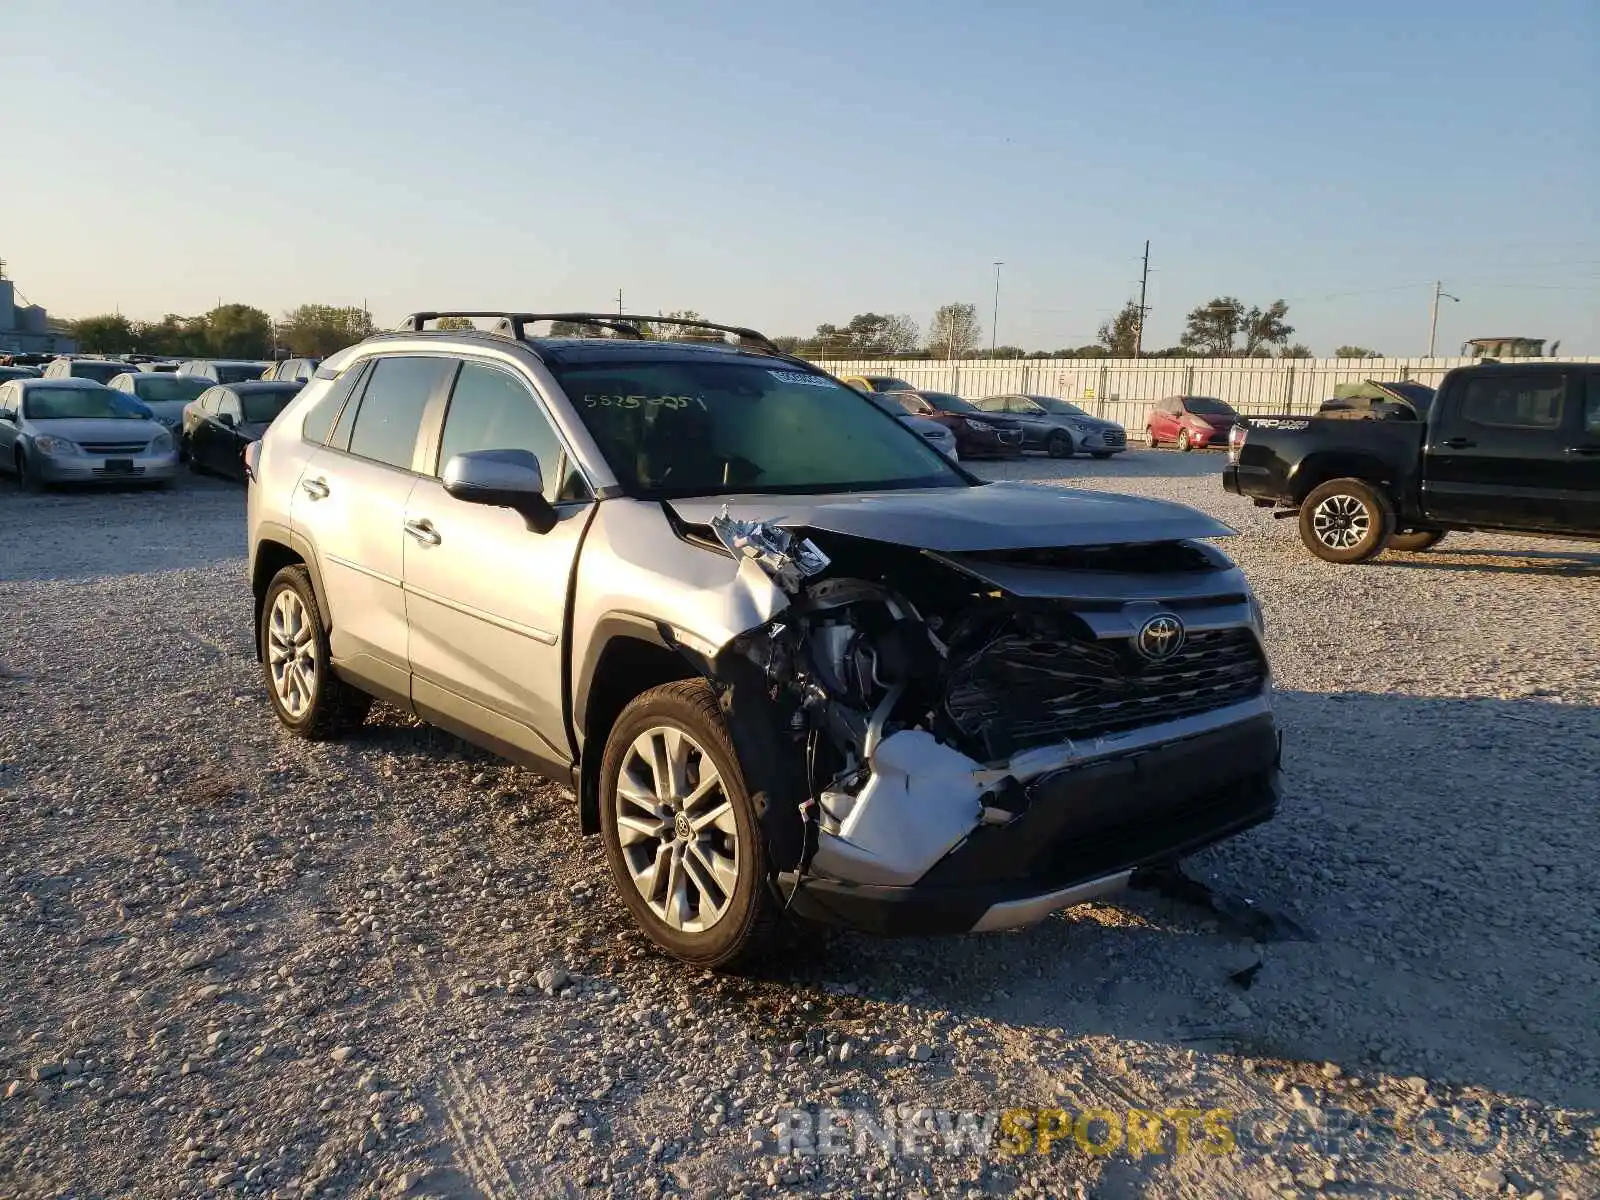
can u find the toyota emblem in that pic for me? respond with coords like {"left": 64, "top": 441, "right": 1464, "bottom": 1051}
{"left": 1135, "top": 613, "right": 1186, "bottom": 662}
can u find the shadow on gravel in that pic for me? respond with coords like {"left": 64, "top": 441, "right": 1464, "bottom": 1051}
{"left": 703, "top": 689, "right": 1600, "bottom": 1115}
{"left": 1377, "top": 547, "right": 1600, "bottom": 578}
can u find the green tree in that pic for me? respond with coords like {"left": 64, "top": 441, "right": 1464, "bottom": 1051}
{"left": 1278, "top": 343, "right": 1313, "bottom": 359}
{"left": 204, "top": 304, "right": 274, "bottom": 358}
{"left": 69, "top": 314, "right": 136, "bottom": 353}
{"left": 927, "top": 302, "right": 981, "bottom": 358}
{"left": 1180, "top": 297, "right": 1293, "bottom": 357}
{"left": 800, "top": 312, "right": 920, "bottom": 357}
{"left": 1334, "top": 345, "right": 1381, "bottom": 359}
{"left": 434, "top": 316, "right": 475, "bottom": 331}
{"left": 973, "top": 345, "right": 1026, "bottom": 359}
{"left": 134, "top": 314, "right": 210, "bottom": 357}
{"left": 1097, "top": 301, "right": 1143, "bottom": 357}
{"left": 277, "top": 305, "right": 376, "bottom": 357}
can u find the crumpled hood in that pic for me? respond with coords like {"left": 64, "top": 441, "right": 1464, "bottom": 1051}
{"left": 668, "top": 481, "right": 1233, "bottom": 551}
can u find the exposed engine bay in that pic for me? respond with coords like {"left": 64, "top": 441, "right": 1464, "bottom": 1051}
{"left": 699, "top": 507, "right": 1271, "bottom": 890}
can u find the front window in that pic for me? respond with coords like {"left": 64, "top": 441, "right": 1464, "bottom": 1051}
{"left": 241, "top": 389, "right": 297, "bottom": 423}
{"left": 1184, "top": 397, "right": 1236, "bottom": 416}
{"left": 23, "top": 387, "right": 149, "bottom": 421}
{"left": 549, "top": 361, "right": 964, "bottom": 499}
{"left": 133, "top": 375, "right": 210, "bottom": 404}
{"left": 71, "top": 361, "right": 128, "bottom": 384}
{"left": 1029, "top": 396, "right": 1089, "bottom": 417}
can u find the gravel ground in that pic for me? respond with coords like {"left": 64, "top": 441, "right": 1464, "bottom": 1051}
{"left": 0, "top": 456, "right": 1596, "bottom": 1200}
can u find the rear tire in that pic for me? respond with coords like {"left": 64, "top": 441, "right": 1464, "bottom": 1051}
{"left": 1387, "top": 530, "right": 1446, "bottom": 553}
{"left": 1299, "top": 478, "right": 1395, "bottom": 564}
{"left": 1046, "top": 431, "right": 1074, "bottom": 459}
{"left": 599, "top": 680, "right": 778, "bottom": 971}
{"left": 260, "top": 565, "right": 372, "bottom": 739}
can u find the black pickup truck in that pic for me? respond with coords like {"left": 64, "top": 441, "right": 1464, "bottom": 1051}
{"left": 1224, "top": 362, "right": 1600, "bottom": 562}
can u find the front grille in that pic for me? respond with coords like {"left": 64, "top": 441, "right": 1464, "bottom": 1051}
{"left": 945, "top": 626, "right": 1267, "bottom": 758}
{"left": 93, "top": 465, "right": 145, "bottom": 476}
{"left": 997, "top": 428, "right": 1023, "bottom": 444}
{"left": 79, "top": 442, "right": 149, "bottom": 455}
{"left": 1102, "top": 429, "right": 1127, "bottom": 447}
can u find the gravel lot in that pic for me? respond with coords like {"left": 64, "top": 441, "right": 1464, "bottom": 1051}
{"left": 1, "top": 454, "right": 1596, "bottom": 1200}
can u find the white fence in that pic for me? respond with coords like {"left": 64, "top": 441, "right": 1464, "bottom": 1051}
{"left": 811, "top": 356, "right": 1600, "bottom": 431}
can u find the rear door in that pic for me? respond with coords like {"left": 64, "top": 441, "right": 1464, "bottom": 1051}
{"left": 290, "top": 354, "right": 454, "bottom": 697}
{"left": 1422, "top": 372, "right": 1574, "bottom": 531}
{"left": 1566, "top": 372, "right": 1600, "bottom": 534}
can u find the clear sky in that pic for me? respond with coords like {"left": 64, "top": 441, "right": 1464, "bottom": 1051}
{"left": 5, "top": 0, "right": 1597, "bottom": 355}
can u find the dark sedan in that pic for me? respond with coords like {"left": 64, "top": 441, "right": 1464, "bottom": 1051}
{"left": 181, "top": 381, "right": 302, "bottom": 480}
{"left": 885, "top": 389, "right": 1025, "bottom": 458}
{"left": 975, "top": 393, "right": 1128, "bottom": 458}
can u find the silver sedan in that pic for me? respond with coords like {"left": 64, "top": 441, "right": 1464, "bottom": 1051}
{"left": 0, "top": 378, "right": 178, "bottom": 488}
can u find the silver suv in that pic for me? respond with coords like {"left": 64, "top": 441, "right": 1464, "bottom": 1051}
{"left": 246, "top": 312, "right": 1280, "bottom": 968}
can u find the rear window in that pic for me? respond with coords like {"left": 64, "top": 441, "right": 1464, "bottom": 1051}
{"left": 215, "top": 363, "right": 268, "bottom": 384}
{"left": 241, "top": 388, "right": 298, "bottom": 423}
{"left": 71, "top": 361, "right": 128, "bottom": 384}
{"left": 133, "top": 375, "right": 210, "bottom": 403}
{"left": 548, "top": 360, "right": 961, "bottom": 499}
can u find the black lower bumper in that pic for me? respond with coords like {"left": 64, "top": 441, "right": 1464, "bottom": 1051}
{"left": 1223, "top": 464, "right": 1242, "bottom": 494}
{"left": 783, "top": 712, "right": 1281, "bottom": 936}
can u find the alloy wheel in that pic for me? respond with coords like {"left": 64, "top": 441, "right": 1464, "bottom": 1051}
{"left": 267, "top": 589, "right": 318, "bottom": 718}
{"left": 613, "top": 725, "right": 739, "bottom": 933}
{"left": 1311, "top": 494, "right": 1370, "bottom": 550}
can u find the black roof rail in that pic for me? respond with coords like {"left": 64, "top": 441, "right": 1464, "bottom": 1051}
{"left": 401, "top": 311, "right": 791, "bottom": 358}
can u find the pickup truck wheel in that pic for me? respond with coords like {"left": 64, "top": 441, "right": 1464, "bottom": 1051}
{"left": 1176, "top": 429, "right": 1193, "bottom": 452}
{"left": 1046, "top": 431, "right": 1074, "bottom": 458}
{"left": 599, "top": 680, "right": 778, "bottom": 970}
{"left": 1388, "top": 530, "right": 1446, "bottom": 553}
{"left": 1299, "top": 478, "right": 1395, "bottom": 564}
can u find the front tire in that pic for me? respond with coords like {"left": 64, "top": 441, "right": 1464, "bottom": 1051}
{"left": 17, "top": 449, "right": 44, "bottom": 492}
{"left": 260, "top": 565, "right": 372, "bottom": 739}
{"left": 1090, "top": 451, "right": 1114, "bottom": 460}
{"left": 1046, "top": 431, "right": 1074, "bottom": 459}
{"left": 1299, "top": 478, "right": 1395, "bottom": 564}
{"left": 1177, "top": 429, "right": 1193, "bottom": 452}
{"left": 1145, "top": 425, "right": 1159, "bottom": 448}
{"left": 1387, "top": 530, "right": 1446, "bottom": 553}
{"left": 599, "top": 680, "right": 778, "bottom": 970}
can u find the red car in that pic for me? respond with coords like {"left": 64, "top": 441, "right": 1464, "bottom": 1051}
{"left": 1145, "top": 395, "right": 1240, "bottom": 450}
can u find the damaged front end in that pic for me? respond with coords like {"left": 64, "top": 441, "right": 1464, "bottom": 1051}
{"left": 691, "top": 502, "right": 1281, "bottom": 937}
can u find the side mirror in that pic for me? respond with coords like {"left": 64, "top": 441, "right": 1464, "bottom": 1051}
{"left": 442, "top": 449, "right": 558, "bottom": 534}
{"left": 216, "top": 413, "right": 236, "bottom": 428}
{"left": 0, "top": 408, "right": 14, "bottom": 423}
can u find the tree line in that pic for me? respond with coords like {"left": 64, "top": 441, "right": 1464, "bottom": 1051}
{"left": 65, "top": 298, "right": 1389, "bottom": 362}
{"left": 774, "top": 299, "right": 1384, "bottom": 360}
{"left": 65, "top": 304, "right": 379, "bottom": 359}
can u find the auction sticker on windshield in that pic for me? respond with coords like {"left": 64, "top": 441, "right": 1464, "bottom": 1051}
{"left": 768, "top": 371, "right": 835, "bottom": 388}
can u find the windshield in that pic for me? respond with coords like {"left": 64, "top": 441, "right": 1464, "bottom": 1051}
{"left": 1185, "top": 397, "right": 1236, "bottom": 416}
{"left": 0, "top": 367, "right": 39, "bottom": 382}
{"left": 918, "top": 391, "right": 980, "bottom": 415}
{"left": 240, "top": 389, "right": 297, "bottom": 423}
{"left": 133, "top": 375, "right": 210, "bottom": 403}
{"left": 550, "top": 361, "right": 965, "bottom": 499}
{"left": 1029, "top": 396, "right": 1088, "bottom": 417}
{"left": 865, "top": 392, "right": 909, "bottom": 418}
{"left": 23, "top": 387, "right": 150, "bottom": 421}
{"left": 72, "top": 361, "right": 129, "bottom": 383}
{"left": 215, "top": 363, "right": 268, "bottom": 384}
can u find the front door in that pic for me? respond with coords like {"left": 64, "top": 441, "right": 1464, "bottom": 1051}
{"left": 291, "top": 354, "right": 454, "bottom": 695}
{"left": 1422, "top": 372, "right": 1575, "bottom": 532}
{"left": 401, "top": 358, "right": 591, "bottom": 763}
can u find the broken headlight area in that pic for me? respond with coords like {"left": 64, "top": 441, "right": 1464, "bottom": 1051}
{"left": 700, "top": 521, "right": 1273, "bottom": 898}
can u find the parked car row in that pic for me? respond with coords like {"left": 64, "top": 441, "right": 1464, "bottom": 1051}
{"left": 33, "top": 354, "right": 320, "bottom": 385}
{"left": 0, "top": 371, "right": 302, "bottom": 489}
{"left": 837, "top": 374, "right": 1130, "bottom": 460}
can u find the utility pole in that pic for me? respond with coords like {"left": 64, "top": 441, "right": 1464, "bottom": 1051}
{"left": 990, "top": 261, "right": 1003, "bottom": 352}
{"left": 1134, "top": 239, "right": 1151, "bottom": 357}
{"left": 617, "top": 289, "right": 624, "bottom": 316}
{"left": 1427, "top": 281, "right": 1458, "bottom": 357}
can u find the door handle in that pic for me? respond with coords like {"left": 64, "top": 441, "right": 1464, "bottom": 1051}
{"left": 1566, "top": 444, "right": 1600, "bottom": 456}
{"left": 1441, "top": 437, "right": 1476, "bottom": 449}
{"left": 300, "top": 477, "right": 330, "bottom": 500}
{"left": 404, "top": 518, "right": 441, "bottom": 547}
